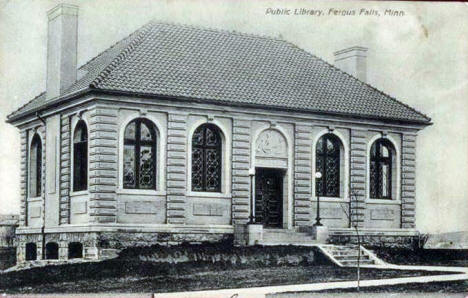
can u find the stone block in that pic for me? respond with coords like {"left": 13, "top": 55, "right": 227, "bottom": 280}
{"left": 247, "top": 224, "right": 263, "bottom": 246}
{"left": 312, "top": 225, "right": 329, "bottom": 243}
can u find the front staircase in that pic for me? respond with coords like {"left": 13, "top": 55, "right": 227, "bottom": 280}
{"left": 246, "top": 228, "right": 387, "bottom": 268}
{"left": 317, "top": 244, "right": 386, "bottom": 267}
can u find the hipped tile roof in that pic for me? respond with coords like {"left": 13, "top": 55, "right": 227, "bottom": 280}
{"left": 7, "top": 22, "right": 431, "bottom": 124}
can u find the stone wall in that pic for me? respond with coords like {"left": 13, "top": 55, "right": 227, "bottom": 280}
{"left": 166, "top": 112, "right": 188, "bottom": 224}
{"left": 19, "top": 130, "right": 28, "bottom": 226}
{"left": 329, "top": 232, "right": 419, "bottom": 249}
{"left": 293, "top": 123, "right": 312, "bottom": 226}
{"left": 231, "top": 119, "right": 251, "bottom": 225}
{"left": 59, "top": 115, "right": 71, "bottom": 224}
{"left": 14, "top": 96, "right": 422, "bottom": 247}
{"left": 401, "top": 133, "right": 417, "bottom": 229}
{"left": 349, "top": 129, "right": 367, "bottom": 228}
{"left": 88, "top": 106, "right": 119, "bottom": 223}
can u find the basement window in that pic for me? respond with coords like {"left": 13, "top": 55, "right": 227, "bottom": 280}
{"left": 45, "top": 242, "right": 59, "bottom": 260}
{"left": 25, "top": 242, "right": 37, "bottom": 261}
{"left": 68, "top": 242, "right": 83, "bottom": 259}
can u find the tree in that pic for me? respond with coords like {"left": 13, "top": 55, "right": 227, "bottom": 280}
{"left": 339, "top": 187, "right": 362, "bottom": 291}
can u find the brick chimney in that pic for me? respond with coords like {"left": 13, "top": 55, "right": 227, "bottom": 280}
{"left": 334, "top": 46, "right": 367, "bottom": 83}
{"left": 46, "top": 4, "right": 78, "bottom": 100}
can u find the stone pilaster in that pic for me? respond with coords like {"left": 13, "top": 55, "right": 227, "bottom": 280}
{"left": 401, "top": 133, "right": 417, "bottom": 229}
{"left": 88, "top": 107, "right": 118, "bottom": 223}
{"left": 294, "top": 124, "right": 312, "bottom": 226}
{"left": 231, "top": 119, "right": 251, "bottom": 225}
{"left": 19, "top": 130, "right": 28, "bottom": 226}
{"left": 59, "top": 115, "right": 71, "bottom": 224}
{"left": 166, "top": 112, "right": 188, "bottom": 224}
{"left": 349, "top": 129, "right": 366, "bottom": 227}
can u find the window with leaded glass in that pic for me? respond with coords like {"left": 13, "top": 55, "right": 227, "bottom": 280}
{"left": 191, "top": 124, "right": 222, "bottom": 192}
{"left": 315, "top": 134, "right": 341, "bottom": 197}
{"left": 73, "top": 121, "right": 88, "bottom": 192}
{"left": 370, "top": 139, "right": 393, "bottom": 199}
{"left": 123, "top": 118, "right": 157, "bottom": 189}
{"left": 29, "top": 133, "right": 42, "bottom": 197}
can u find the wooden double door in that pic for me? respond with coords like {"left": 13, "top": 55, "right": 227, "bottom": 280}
{"left": 255, "top": 168, "right": 284, "bottom": 228}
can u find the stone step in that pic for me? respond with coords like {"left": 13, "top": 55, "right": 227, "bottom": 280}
{"left": 334, "top": 254, "right": 370, "bottom": 260}
{"left": 340, "top": 259, "right": 376, "bottom": 266}
{"left": 258, "top": 241, "right": 320, "bottom": 246}
{"left": 318, "top": 244, "right": 382, "bottom": 267}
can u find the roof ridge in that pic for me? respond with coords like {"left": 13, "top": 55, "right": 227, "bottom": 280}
{"left": 89, "top": 21, "right": 154, "bottom": 88}
{"left": 284, "top": 41, "right": 431, "bottom": 122}
{"left": 148, "top": 20, "right": 287, "bottom": 43}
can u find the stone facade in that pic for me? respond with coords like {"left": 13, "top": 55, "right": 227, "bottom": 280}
{"left": 11, "top": 95, "right": 426, "bottom": 262}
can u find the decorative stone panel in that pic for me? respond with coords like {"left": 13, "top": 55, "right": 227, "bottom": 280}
{"left": 349, "top": 129, "right": 366, "bottom": 227}
{"left": 166, "top": 112, "right": 188, "bottom": 224}
{"left": 294, "top": 124, "right": 312, "bottom": 226}
{"left": 19, "top": 130, "right": 28, "bottom": 226}
{"left": 231, "top": 119, "right": 251, "bottom": 225}
{"left": 401, "top": 133, "right": 417, "bottom": 228}
{"left": 88, "top": 107, "right": 118, "bottom": 223}
{"left": 59, "top": 115, "right": 71, "bottom": 224}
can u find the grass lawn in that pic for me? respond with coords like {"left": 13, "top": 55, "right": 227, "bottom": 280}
{"left": 373, "top": 248, "right": 468, "bottom": 267}
{"left": 0, "top": 260, "right": 454, "bottom": 294}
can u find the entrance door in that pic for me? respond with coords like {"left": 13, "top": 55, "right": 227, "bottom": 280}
{"left": 255, "top": 168, "right": 283, "bottom": 228}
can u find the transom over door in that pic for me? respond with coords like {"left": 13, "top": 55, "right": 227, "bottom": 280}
{"left": 255, "top": 168, "right": 283, "bottom": 228}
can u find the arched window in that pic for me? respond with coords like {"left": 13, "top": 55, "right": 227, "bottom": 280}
{"left": 315, "top": 134, "right": 341, "bottom": 197}
{"left": 370, "top": 139, "right": 394, "bottom": 199}
{"left": 192, "top": 124, "right": 222, "bottom": 192}
{"left": 73, "top": 121, "right": 88, "bottom": 191}
{"left": 123, "top": 118, "right": 157, "bottom": 189}
{"left": 29, "top": 134, "right": 42, "bottom": 197}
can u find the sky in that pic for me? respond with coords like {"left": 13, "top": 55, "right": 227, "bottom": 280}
{"left": 0, "top": 0, "right": 467, "bottom": 234}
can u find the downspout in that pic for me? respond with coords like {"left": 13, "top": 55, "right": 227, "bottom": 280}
{"left": 37, "top": 111, "right": 46, "bottom": 259}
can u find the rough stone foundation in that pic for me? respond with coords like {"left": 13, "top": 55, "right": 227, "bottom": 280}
{"left": 16, "top": 231, "right": 233, "bottom": 263}
{"left": 329, "top": 233, "right": 420, "bottom": 249}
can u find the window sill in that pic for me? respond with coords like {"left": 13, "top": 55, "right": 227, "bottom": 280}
{"left": 366, "top": 198, "right": 401, "bottom": 205}
{"left": 186, "top": 192, "right": 231, "bottom": 199}
{"left": 116, "top": 189, "right": 166, "bottom": 196}
{"left": 70, "top": 190, "right": 89, "bottom": 197}
{"left": 311, "top": 196, "right": 348, "bottom": 203}
{"left": 27, "top": 196, "right": 42, "bottom": 202}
